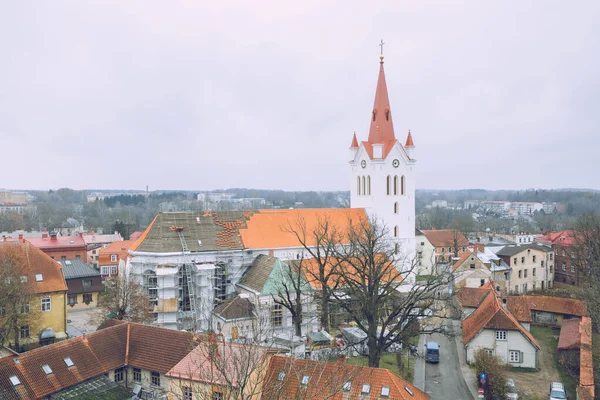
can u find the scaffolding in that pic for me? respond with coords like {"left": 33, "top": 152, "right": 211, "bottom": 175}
{"left": 171, "top": 225, "right": 198, "bottom": 330}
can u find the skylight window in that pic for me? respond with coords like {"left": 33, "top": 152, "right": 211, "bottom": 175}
{"left": 65, "top": 260, "right": 71, "bottom": 265}
{"left": 20, "top": 276, "right": 27, "bottom": 283}
{"left": 64, "top": 357, "right": 74, "bottom": 367}
{"left": 13, "top": 358, "right": 19, "bottom": 364}
{"left": 381, "top": 386, "right": 390, "bottom": 397}
{"left": 301, "top": 375, "right": 309, "bottom": 385}
{"left": 35, "top": 274, "right": 43, "bottom": 282}
{"left": 42, "top": 364, "right": 53, "bottom": 375}
{"left": 342, "top": 381, "right": 351, "bottom": 392}
{"left": 9, "top": 376, "right": 21, "bottom": 386}
{"left": 362, "top": 384, "right": 371, "bottom": 394}
{"left": 277, "top": 372, "right": 285, "bottom": 381}
{"left": 404, "top": 386, "right": 414, "bottom": 396}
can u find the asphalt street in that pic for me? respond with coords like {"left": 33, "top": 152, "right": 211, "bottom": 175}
{"left": 423, "top": 331, "right": 473, "bottom": 400}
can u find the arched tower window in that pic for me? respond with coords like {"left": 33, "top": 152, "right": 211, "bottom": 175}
{"left": 367, "top": 176, "right": 371, "bottom": 195}
{"left": 362, "top": 176, "right": 366, "bottom": 196}
{"left": 357, "top": 176, "right": 361, "bottom": 195}
{"left": 386, "top": 176, "right": 391, "bottom": 195}
{"left": 394, "top": 226, "right": 398, "bottom": 237}
{"left": 394, "top": 202, "right": 398, "bottom": 214}
{"left": 401, "top": 175, "right": 406, "bottom": 195}
{"left": 393, "top": 176, "right": 398, "bottom": 195}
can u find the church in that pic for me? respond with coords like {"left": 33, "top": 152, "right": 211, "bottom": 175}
{"left": 126, "top": 54, "right": 418, "bottom": 339}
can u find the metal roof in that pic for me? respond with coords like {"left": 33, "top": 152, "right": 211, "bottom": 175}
{"left": 59, "top": 259, "right": 100, "bottom": 280}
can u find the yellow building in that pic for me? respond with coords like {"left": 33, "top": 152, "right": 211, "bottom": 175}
{"left": 0, "top": 241, "right": 68, "bottom": 352}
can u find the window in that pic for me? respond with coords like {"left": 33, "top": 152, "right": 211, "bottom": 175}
{"left": 68, "top": 294, "right": 77, "bottom": 306}
{"left": 151, "top": 371, "right": 160, "bottom": 386}
{"left": 301, "top": 375, "right": 310, "bottom": 385}
{"left": 83, "top": 293, "right": 93, "bottom": 304}
{"left": 496, "top": 330, "right": 507, "bottom": 340}
{"left": 521, "top": 257, "right": 525, "bottom": 263}
{"left": 82, "top": 279, "right": 92, "bottom": 287}
{"left": 550, "top": 265, "right": 553, "bottom": 273}
{"left": 357, "top": 176, "right": 361, "bottom": 195}
{"left": 533, "top": 255, "right": 536, "bottom": 263}
{"left": 533, "top": 283, "right": 536, "bottom": 291}
{"left": 213, "top": 392, "right": 223, "bottom": 400}
{"left": 513, "top": 258, "right": 517, "bottom": 265}
{"left": 342, "top": 381, "right": 351, "bottom": 392}
{"left": 20, "top": 325, "right": 30, "bottom": 339}
{"left": 562, "top": 263, "right": 566, "bottom": 272}
{"left": 484, "top": 349, "right": 494, "bottom": 355}
{"left": 111, "top": 254, "right": 117, "bottom": 262}
{"left": 524, "top": 269, "right": 528, "bottom": 278}
{"left": 480, "top": 279, "right": 485, "bottom": 287}
{"left": 386, "top": 175, "right": 391, "bottom": 195}
{"left": 504, "top": 272, "right": 509, "bottom": 280}
{"left": 271, "top": 304, "right": 283, "bottom": 327}
{"left": 571, "top": 265, "right": 575, "bottom": 272}
{"left": 394, "top": 202, "right": 398, "bottom": 214}
{"left": 381, "top": 386, "right": 391, "bottom": 397}
{"left": 470, "top": 263, "right": 475, "bottom": 269}
{"left": 401, "top": 175, "right": 405, "bottom": 195}
{"left": 61, "top": 256, "right": 66, "bottom": 261}
{"left": 533, "top": 268, "right": 536, "bottom": 276}
{"left": 394, "top": 226, "right": 398, "bottom": 237}
{"left": 509, "top": 350, "right": 521, "bottom": 363}
{"left": 562, "top": 249, "right": 566, "bottom": 256}
{"left": 64, "top": 357, "right": 74, "bottom": 367}
{"left": 133, "top": 368, "right": 141, "bottom": 382}
{"left": 515, "top": 285, "right": 518, "bottom": 293}
{"left": 75, "top": 255, "right": 80, "bottom": 260}
{"left": 9, "top": 375, "right": 21, "bottom": 386}
{"left": 20, "top": 276, "right": 27, "bottom": 283}
{"left": 277, "top": 372, "right": 285, "bottom": 381}
{"left": 362, "top": 176, "right": 366, "bottom": 196}
{"left": 183, "top": 387, "right": 193, "bottom": 400}
{"left": 550, "top": 253, "right": 553, "bottom": 260}
{"left": 35, "top": 274, "right": 43, "bottom": 282}
{"left": 518, "top": 270, "right": 522, "bottom": 278}
{"left": 42, "top": 364, "right": 52, "bottom": 375}
{"left": 102, "top": 265, "right": 118, "bottom": 276}
{"left": 394, "top": 243, "right": 399, "bottom": 255}
{"left": 367, "top": 176, "right": 371, "bottom": 195}
{"left": 41, "top": 296, "right": 51, "bottom": 312}
{"left": 441, "top": 248, "right": 445, "bottom": 253}
{"left": 393, "top": 175, "right": 398, "bottom": 195}
{"left": 114, "top": 367, "right": 124, "bottom": 382}
{"left": 362, "top": 384, "right": 371, "bottom": 394}
{"left": 541, "top": 261, "right": 545, "bottom": 267}
{"left": 522, "top": 283, "right": 528, "bottom": 292}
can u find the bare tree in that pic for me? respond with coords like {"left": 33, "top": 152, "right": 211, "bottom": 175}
{"left": 329, "top": 217, "right": 453, "bottom": 368}
{"left": 572, "top": 214, "right": 600, "bottom": 330}
{"left": 92, "top": 271, "right": 153, "bottom": 324}
{"left": 271, "top": 258, "right": 312, "bottom": 337}
{"left": 284, "top": 215, "right": 345, "bottom": 333}
{"left": 0, "top": 244, "right": 42, "bottom": 351}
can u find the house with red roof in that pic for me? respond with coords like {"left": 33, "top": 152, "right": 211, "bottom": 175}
{"left": 462, "top": 286, "right": 540, "bottom": 369}
{"left": 537, "top": 230, "right": 581, "bottom": 285}
{"left": 25, "top": 232, "right": 87, "bottom": 262}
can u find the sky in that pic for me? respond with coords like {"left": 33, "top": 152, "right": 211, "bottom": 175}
{"left": 1, "top": 1, "right": 599, "bottom": 192}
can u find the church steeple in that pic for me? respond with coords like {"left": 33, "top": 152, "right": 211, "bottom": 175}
{"left": 367, "top": 56, "right": 396, "bottom": 144}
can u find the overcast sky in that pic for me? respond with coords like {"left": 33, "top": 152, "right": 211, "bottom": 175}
{"left": 1, "top": 1, "right": 598, "bottom": 192}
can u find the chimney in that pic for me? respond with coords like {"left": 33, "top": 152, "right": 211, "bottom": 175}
{"left": 489, "top": 235, "right": 493, "bottom": 242}
{"left": 42, "top": 232, "right": 48, "bottom": 239}
{"left": 501, "top": 297, "right": 507, "bottom": 310}
{"left": 18, "top": 234, "right": 23, "bottom": 240}
{"left": 50, "top": 232, "right": 57, "bottom": 241}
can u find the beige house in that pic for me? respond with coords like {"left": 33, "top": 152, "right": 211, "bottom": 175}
{"left": 494, "top": 244, "right": 553, "bottom": 294}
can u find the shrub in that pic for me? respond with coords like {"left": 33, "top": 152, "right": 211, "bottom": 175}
{"left": 473, "top": 349, "right": 509, "bottom": 400}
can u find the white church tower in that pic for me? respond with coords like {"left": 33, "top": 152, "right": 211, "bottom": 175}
{"left": 349, "top": 55, "right": 417, "bottom": 262}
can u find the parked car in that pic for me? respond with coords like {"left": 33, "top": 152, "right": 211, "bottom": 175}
{"left": 506, "top": 378, "right": 519, "bottom": 400}
{"left": 424, "top": 341, "right": 440, "bottom": 363}
{"left": 549, "top": 382, "right": 567, "bottom": 400}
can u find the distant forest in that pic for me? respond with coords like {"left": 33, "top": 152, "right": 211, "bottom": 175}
{"left": 0, "top": 188, "right": 597, "bottom": 238}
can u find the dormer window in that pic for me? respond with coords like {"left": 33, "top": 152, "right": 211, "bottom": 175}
{"left": 111, "top": 255, "right": 117, "bottom": 262}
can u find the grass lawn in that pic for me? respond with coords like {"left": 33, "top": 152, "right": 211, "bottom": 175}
{"left": 530, "top": 326, "right": 578, "bottom": 399}
{"left": 593, "top": 333, "right": 600, "bottom": 397}
{"left": 348, "top": 335, "right": 418, "bottom": 382}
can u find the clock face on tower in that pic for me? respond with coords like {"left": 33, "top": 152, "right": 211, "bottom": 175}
{"left": 392, "top": 159, "right": 400, "bottom": 168}
{"left": 361, "top": 160, "right": 366, "bottom": 168}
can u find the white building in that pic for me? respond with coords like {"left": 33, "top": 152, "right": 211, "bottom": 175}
{"left": 510, "top": 202, "right": 543, "bottom": 215}
{"left": 492, "top": 244, "right": 554, "bottom": 293}
{"left": 462, "top": 288, "right": 540, "bottom": 369}
{"left": 349, "top": 55, "right": 416, "bottom": 263}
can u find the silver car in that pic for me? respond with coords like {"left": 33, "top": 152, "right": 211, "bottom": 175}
{"left": 506, "top": 379, "right": 519, "bottom": 400}
{"left": 549, "top": 382, "right": 567, "bottom": 400}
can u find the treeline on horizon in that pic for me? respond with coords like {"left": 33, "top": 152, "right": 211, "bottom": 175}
{"left": 0, "top": 187, "right": 597, "bottom": 238}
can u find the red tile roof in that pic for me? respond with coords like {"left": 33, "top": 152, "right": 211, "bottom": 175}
{"left": 0, "top": 242, "right": 67, "bottom": 294}
{"left": 557, "top": 318, "right": 581, "bottom": 350}
{"left": 26, "top": 234, "right": 86, "bottom": 250}
{"left": 451, "top": 249, "right": 474, "bottom": 272}
{"left": 578, "top": 316, "right": 594, "bottom": 399}
{"left": 455, "top": 286, "right": 492, "bottom": 308}
{"left": 421, "top": 229, "right": 469, "bottom": 248}
{"left": 262, "top": 355, "right": 430, "bottom": 400}
{"left": 367, "top": 58, "right": 396, "bottom": 145}
{"left": 462, "top": 289, "right": 539, "bottom": 349}
{"left": 507, "top": 295, "right": 586, "bottom": 322}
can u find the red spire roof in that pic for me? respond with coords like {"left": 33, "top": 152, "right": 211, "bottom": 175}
{"left": 350, "top": 132, "right": 358, "bottom": 148}
{"left": 405, "top": 130, "right": 415, "bottom": 147}
{"left": 367, "top": 57, "right": 396, "bottom": 144}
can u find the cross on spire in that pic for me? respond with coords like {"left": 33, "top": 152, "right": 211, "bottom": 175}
{"left": 379, "top": 39, "right": 385, "bottom": 55}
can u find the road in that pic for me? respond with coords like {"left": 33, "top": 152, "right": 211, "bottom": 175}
{"left": 422, "top": 330, "right": 473, "bottom": 400}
